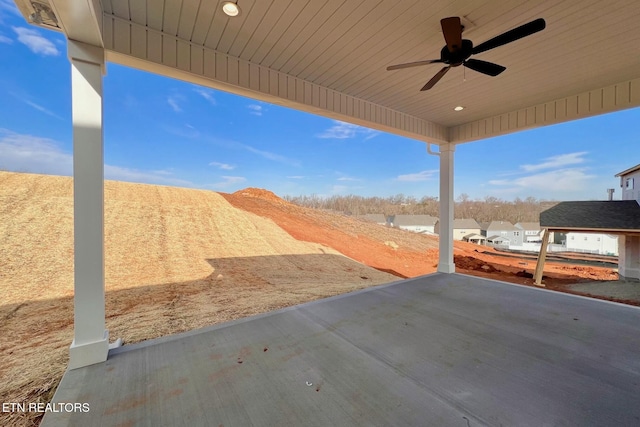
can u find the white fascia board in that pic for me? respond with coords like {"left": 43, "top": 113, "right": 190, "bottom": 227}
{"left": 102, "top": 15, "right": 449, "bottom": 145}
{"left": 50, "top": 0, "right": 103, "bottom": 47}
{"left": 449, "top": 78, "right": 640, "bottom": 144}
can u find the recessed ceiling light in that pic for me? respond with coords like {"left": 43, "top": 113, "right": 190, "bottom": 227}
{"left": 454, "top": 106, "right": 464, "bottom": 111}
{"left": 222, "top": 1, "right": 241, "bottom": 17}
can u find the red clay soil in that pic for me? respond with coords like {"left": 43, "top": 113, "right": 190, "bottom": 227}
{"left": 222, "top": 188, "right": 630, "bottom": 305}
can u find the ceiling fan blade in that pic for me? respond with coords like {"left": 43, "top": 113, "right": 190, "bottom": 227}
{"left": 472, "top": 18, "right": 546, "bottom": 55}
{"left": 421, "top": 66, "right": 450, "bottom": 91}
{"left": 441, "top": 16, "right": 463, "bottom": 53}
{"left": 464, "top": 59, "right": 506, "bottom": 76}
{"left": 387, "top": 59, "right": 443, "bottom": 71}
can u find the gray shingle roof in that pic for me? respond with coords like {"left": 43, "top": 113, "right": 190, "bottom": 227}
{"left": 393, "top": 215, "right": 438, "bottom": 226}
{"left": 453, "top": 218, "right": 480, "bottom": 229}
{"left": 515, "top": 222, "right": 540, "bottom": 230}
{"left": 463, "top": 233, "right": 485, "bottom": 240}
{"left": 540, "top": 201, "right": 640, "bottom": 231}
{"left": 357, "top": 214, "right": 386, "bottom": 223}
{"left": 487, "top": 220, "right": 517, "bottom": 231}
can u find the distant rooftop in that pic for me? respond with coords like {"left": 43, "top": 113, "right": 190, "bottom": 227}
{"left": 357, "top": 214, "right": 387, "bottom": 223}
{"left": 540, "top": 201, "right": 640, "bottom": 233}
{"left": 486, "top": 220, "right": 518, "bottom": 231}
{"left": 452, "top": 218, "right": 480, "bottom": 229}
{"left": 615, "top": 163, "right": 640, "bottom": 177}
{"left": 392, "top": 215, "right": 438, "bottom": 227}
{"left": 515, "top": 222, "right": 541, "bottom": 230}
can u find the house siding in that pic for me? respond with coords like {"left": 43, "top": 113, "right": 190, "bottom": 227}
{"left": 435, "top": 219, "right": 481, "bottom": 241}
{"left": 485, "top": 221, "right": 523, "bottom": 246}
{"left": 620, "top": 170, "right": 640, "bottom": 202}
{"left": 566, "top": 232, "right": 619, "bottom": 256}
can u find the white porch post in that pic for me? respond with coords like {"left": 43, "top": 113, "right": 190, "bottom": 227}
{"left": 438, "top": 143, "right": 455, "bottom": 273}
{"left": 68, "top": 40, "right": 109, "bottom": 369}
{"left": 619, "top": 235, "right": 640, "bottom": 280}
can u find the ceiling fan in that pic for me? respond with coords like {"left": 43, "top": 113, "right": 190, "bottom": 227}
{"left": 387, "top": 17, "right": 546, "bottom": 91}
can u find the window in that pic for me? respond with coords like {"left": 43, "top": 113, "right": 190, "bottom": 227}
{"left": 626, "top": 178, "right": 635, "bottom": 189}
{"left": 514, "top": 231, "right": 520, "bottom": 237}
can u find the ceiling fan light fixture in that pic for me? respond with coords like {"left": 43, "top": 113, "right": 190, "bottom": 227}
{"left": 222, "top": 1, "right": 241, "bottom": 17}
{"left": 454, "top": 106, "right": 464, "bottom": 111}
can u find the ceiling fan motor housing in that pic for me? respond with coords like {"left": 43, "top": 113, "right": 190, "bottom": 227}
{"left": 440, "top": 39, "right": 473, "bottom": 66}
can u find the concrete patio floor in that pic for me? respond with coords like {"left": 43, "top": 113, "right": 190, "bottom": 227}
{"left": 43, "top": 273, "right": 640, "bottom": 426}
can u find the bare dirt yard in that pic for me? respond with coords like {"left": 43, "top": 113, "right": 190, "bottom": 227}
{"left": 0, "top": 172, "right": 628, "bottom": 426}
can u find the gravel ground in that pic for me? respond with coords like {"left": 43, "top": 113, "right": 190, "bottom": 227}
{"left": 569, "top": 280, "right": 640, "bottom": 301}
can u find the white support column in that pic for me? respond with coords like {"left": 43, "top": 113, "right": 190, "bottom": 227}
{"left": 438, "top": 143, "right": 455, "bottom": 273}
{"left": 68, "top": 40, "right": 109, "bottom": 370}
{"left": 619, "top": 235, "right": 640, "bottom": 280}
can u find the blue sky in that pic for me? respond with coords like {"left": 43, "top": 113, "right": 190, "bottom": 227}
{"left": 1, "top": 1, "right": 638, "bottom": 202}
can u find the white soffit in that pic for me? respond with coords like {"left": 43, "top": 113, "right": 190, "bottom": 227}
{"left": 16, "top": 0, "right": 640, "bottom": 144}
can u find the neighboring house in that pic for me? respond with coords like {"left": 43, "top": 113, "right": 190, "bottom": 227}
{"left": 462, "top": 233, "right": 486, "bottom": 244}
{"left": 540, "top": 200, "right": 640, "bottom": 280}
{"left": 515, "top": 222, "right": 542, "bottom": 242}
{"left": 435, "top": 218, "right": 481, "bottom": 241}
{"left": 486, "top": 235, "right": 510, "bottom": 246}
{"left": 565, "top": 232, "right": 619, "bottom": 255}
{"left": 478, "top": 222, "right": 491, "bottom": 236}
{"left": 485, "top": 221, "right": 523, "bottom": 246}
{"left": 615, "top": 163, "right": 640, "bottom": 203}
{"left": 357, "top": 214, "right": 387, "bottom": 225}
{"left": 388, "top": 215, "right": 438, "bottom": 234}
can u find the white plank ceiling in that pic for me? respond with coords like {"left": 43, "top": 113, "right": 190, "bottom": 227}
{"left": 14, "top": 0, "right": 640, "bottom": 144}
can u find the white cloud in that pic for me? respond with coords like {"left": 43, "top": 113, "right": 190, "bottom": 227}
{"left": 316, "top": 120, "right": 379, "bottom": 140}
{"left": 104, "top": 165, "right": 194, "bottom": 187}
{"left": 242, "top": 143, "right": 300, "bottom": 167}
{"left": 331, "top": 185, "right": 349, "bottom": 194}
{"left": 521, "top": 151, "right": 588, "bottom": 172}
{"left": 22, "top": 99, "right": 63, "bottom": 119}
{"left": 163, "top": 124, "right": 200, "bottom": 139}
{"left": 12, "top": 27, "right": 59, "bottom": 56}
{"left": 247, "top": 104, "right": 263, "bottom": 116}
{"left": 396, "top": 170, "right": 437, "bottom": 182}
{"left": 209, "top": 161, "right": 235, "bottom": 170}
{"left": 207, "top": 176, "right": 247, "bottom": 189}
{"left": 8, "top": 91, "right": 64, "bottom": 119}
{"left": 194, "top": 88, "right": 216, "bottom": 105}
{"left": 287, "top": 176, "right": 305, "bottom": 179}
{"left": 486, "top": 152, "right": 597, "bottom": 198}
{"left": 0, "top": 34, "right": 12, "bottom": 44}
{"left": 337, "top": 176, "right": 360, "bottom": 182}
{"left": 167, "top": 95, "right": 183, "bottom": 112}
{"left": 0, "top": 0, "right": 20, "bottom": 19}
{"left": 0, "top": 129, "right": 195, "bottom": 187}
{"left": 489, "top": 168, "right": 596, "bottom": 193}
{"left": 206, "top": 136, "right": 301, "bottom": 167}
{"left": 0, "top": 129, "right": 72, "bottom": 175}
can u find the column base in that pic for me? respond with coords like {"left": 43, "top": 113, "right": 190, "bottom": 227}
{"left": 68, "top": 330, "right": 109, "bottom": 370}
{"left": 619, "top": 271, "right": 640, "bottom": 281}
{"left": 437, "top": 263, "right": 456, "bottom": 274}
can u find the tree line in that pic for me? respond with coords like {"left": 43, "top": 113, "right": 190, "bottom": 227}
{"left": 282, "top": 193, "right": 558, "bottom": 224}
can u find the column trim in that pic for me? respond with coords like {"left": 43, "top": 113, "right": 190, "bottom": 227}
{"left": 68, "top": 40, "right": 109, "bottom": 369}
{"left": 438, "top": 143, "right": 455, "bottom": 273}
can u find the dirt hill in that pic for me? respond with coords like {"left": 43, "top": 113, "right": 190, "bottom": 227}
{"left": 0, "top": 172, "right": 620, "bottom": 426}
{"left": 0, "top": 172, "right": 396, "bottom": 426}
